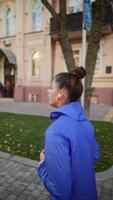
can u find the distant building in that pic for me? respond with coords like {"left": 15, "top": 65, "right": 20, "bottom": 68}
{"left": 0, "top": 0, "right": 113, "bottom": 105}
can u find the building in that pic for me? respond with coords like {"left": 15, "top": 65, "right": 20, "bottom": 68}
{"left": 0, "top": 0, "right": 113, "bottom": 105}
{"left": 0, "top": 0, "right": 52, "bottom": 102}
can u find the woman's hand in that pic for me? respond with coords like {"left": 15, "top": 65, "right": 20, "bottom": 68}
{"left": 40, "top": 149, "right": 45, "bottom": 161}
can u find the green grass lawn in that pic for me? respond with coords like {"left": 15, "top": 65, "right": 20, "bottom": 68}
{"left": 0, "top": 112, "right": 113, "bottom": 172}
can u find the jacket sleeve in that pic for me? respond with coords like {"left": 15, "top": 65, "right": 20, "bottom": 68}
{"left": 38, "top": 131, "right": 72, "bottom": 200}
{"left": 91, "top": 126, "right": 100, "bottom": 162}
{"left": 94, "top": 141, "right": 100, "bottom": 161}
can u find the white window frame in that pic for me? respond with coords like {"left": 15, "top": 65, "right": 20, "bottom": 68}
{"left": 29, "top": 50, "right": 42, "bottom": 78}
{"left": 32, "top": 1, "right": 43, "bottom": 32}
{"left": 73, "top": 48, "right": 82, "bottom": 66}
{"left": 64, "top": 48, "right": 81, "bottom": 71}
{"left": 6, "top": 8, "right": 15, "bottom": 36}
{"left": 94, "top": 46, "right": 102, "bottom": 77}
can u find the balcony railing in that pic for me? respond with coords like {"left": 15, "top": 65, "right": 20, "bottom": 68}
{"left": 50, "top": 3, "right": 113, "bottom": 38}
{"left": 50, "top": 12, "right": 83, "bottom": 34}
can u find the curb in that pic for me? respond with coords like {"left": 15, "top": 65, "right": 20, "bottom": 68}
{"left": 103, "top": 109, "right": 113, "bottom": 122}
{"left": 96, "top": 166, "right": 113, "bottom": 181}
{"left": 1, "top": 151, "right": 113, "bottom": 183}
{"left": 0, "top": 151, "right": 38, "bottom": 168}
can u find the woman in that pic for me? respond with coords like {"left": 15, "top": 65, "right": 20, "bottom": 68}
{"left": 38, "top": 67, "right": 100, "bottom": 200}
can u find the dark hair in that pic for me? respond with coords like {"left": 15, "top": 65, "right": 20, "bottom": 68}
{"left": 54, "top": 67, "right": 86, "bottom": 102}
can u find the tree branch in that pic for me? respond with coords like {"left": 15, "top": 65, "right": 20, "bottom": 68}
{"left": 41, "top": 0, "right": 58, "bottom": 17}
{"left": 59, "top": 0, "right": 66, "bottom": 15}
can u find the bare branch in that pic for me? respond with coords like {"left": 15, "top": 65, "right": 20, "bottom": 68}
{"left": 41, "top": 0, "right": 58, "bottom": 17}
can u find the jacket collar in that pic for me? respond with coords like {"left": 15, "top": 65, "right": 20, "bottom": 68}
{"left": 50, "top": 101, "right": 87, "bottom": 121}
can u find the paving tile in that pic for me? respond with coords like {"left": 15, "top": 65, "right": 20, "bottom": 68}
{"left": 0, "top": 152, "right": 49, "bottom": 199}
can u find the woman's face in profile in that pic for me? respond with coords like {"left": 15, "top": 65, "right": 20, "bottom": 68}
{"left": 47, "top": 80, "right": 69, "bottom": 107}
{"left": 47, "top": 80, "right": 59, "bottom": 107}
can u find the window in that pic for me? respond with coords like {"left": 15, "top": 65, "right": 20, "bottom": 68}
{"left": 64, "top": 49, "right": 81, "bottom": 72}
{"left": 95, "top": 47, "right": 102, "bottom": 69}
{"left": 68, "top": 0, "right": 82, "bottom": 14}
{"left": 6, "top": 8, "right": 14, "bottom": 36}
{"left": 106, "top": 66, "right": 112, "bottom": 74}
{"left": 32, "top": 51, "right": 41, "bottom": 77}
{"left": 32, "top": 1, "right": 43, "bottom": 32}
{"left": 94, "top": 48, "right": 102, "bottom": 77}
{"left": 73, "top": 49, "right": 80, "bottom": 66}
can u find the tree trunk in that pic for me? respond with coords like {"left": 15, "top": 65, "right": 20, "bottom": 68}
{"left": 41, "top": 0, "right": 76, "bottom": 72}
{"left": 85, "top": 0, "right": 110, "bottom": 116}
{"left": 57, "top": 15, "right": 76, "bottom": 71}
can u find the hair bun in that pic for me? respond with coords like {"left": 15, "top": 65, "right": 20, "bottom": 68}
{"left": 70, "top": 66, "right": 86, "bottom": 79}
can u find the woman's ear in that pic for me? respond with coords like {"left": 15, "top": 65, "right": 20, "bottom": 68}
{"left": 56, "top": 87, "right": 68, "bottom": 102}
{"left": 56, "top": 93, "right": 61, "bottom": 100}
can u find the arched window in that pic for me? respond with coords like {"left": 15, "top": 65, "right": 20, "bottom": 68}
{"left": 32, "top": 1, "right": 43, "bottom": 32}
{"left": 6, "top": 8, "right": 15, "bottom": 36}
{"left": 32, "top": 51, "right": 41, "bottom": 77}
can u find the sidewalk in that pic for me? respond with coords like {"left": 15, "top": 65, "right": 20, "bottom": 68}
{"left": 0, "top": 101, "right": 113, "bottom": 122}
{"left": 0, "top": 151, "right": 50, "bottom": 200}
{"left": 0, "top": 101, "right": 113, "bottom": 199}
{"left": 0, "top": 151, "right": 113, "bottom": 200}
{"left": 90, "top": 103, "right": 113, "bottom": 122}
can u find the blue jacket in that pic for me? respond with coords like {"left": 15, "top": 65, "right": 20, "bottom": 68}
{"left": 38, "top": 101, "right": 100, "bottom": 200}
